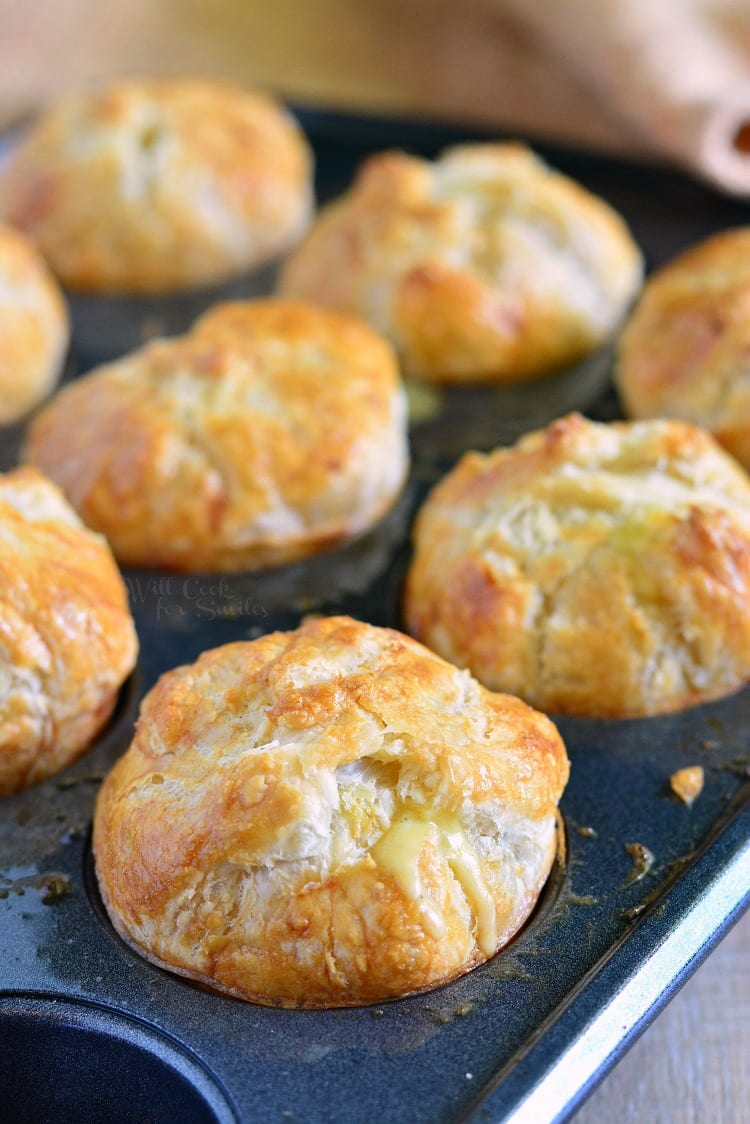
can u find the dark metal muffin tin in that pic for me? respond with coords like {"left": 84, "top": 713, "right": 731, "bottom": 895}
{"left": 2, "top": 109, "right": 750, "bottom": 1124}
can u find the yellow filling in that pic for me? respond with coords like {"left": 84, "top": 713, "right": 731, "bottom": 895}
{"left": 372, "top": 811, "right": 497, "bottom": 956}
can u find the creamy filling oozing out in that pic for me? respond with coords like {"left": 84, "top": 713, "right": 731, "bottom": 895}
{"left": 372, "top": 809, "right": 498, "bottom": 956}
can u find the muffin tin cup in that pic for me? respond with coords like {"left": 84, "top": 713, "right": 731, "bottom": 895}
{"left": 0, "top": 994, "right": 238, "bottom": 1124}
{"left": 81, "top": 817, "right": 570, "bottom": 1010}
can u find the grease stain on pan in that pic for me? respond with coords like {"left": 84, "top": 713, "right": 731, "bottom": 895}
{"left": 0, "top": 868, "right": 72, "bottom": 905}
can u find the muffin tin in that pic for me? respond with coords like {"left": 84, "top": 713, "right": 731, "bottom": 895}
{"left": 2, "top": 108, "right": 750, "bottom": 1124}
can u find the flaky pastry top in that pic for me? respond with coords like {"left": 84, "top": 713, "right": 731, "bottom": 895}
{"left": 618, "top": 227, "right": 750, "bottom": 469}
{"left": 94, "top": 616, "right": 568, "bottom": 1006}
{"left": 26, "top": 300, "right": 409, "bottom": 571}
{"left": 280, "top": 144, "right": 642, "bottom": 383}
{"left": 0, "top": 223, "right": 68, "bottom": 423}
{"left": 406, "top": 413, "right": 750, "bottom": 716}
{"left": 0, "top": 467, "right": 137, "bottom": 794}
{"left": 0, "top": 79, "right": 312, "bottom": 292}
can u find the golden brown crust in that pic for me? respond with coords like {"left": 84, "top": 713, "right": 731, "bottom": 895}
{"left": 0, "top": 79, "right": 312, "bottom": 293}
{"left": 405, "top": 413, "right": 750, "bottom": 717}
{"left": 93, "top": 615, "right": 568, "bottom": 1008}
{"left": 617, "top": 228, "right": 750, "bottom": 470}
{"left": 0, "top": 224, "right": 68, "bottom": 423}
{"left": 0, "top": 467, "right": 138, "bottom": 795}
{"left": 279, "top": 144, "right": 642, "bottom": 384}
{"left": 25, "top": 300, "right": 409, "bottom": 571}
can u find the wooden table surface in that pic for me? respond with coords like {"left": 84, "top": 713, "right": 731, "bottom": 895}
{"left": 0, "top": 2, "right": 748, "bottom": 1120}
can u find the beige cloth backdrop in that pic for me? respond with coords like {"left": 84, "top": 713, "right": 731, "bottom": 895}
{"left": 0, "top": 0, "right": 643, "bottom": 150}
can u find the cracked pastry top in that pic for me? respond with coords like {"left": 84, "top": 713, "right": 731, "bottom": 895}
{"left": 93, "top": 615, "right": 569, "bottom": 1008}
{"left": 0, "top": 223, "right": 68, "bottom": 424}
{"left": 0, "top": 467, "right": 137, "bottom": 796}
{"left": 404, "top": 413, "right": 750, "bottom": 717}
{"left": 24, "top": 300, "right": 409, "bottom": 572}
{"left": 278, "top": 143, "right": 642, "bottom": 384}
{"left": 617, "top": 227, "right": 750, "bottom": 471}
{"left": 0, "top": 79, "right": 313, "bottom": 293}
